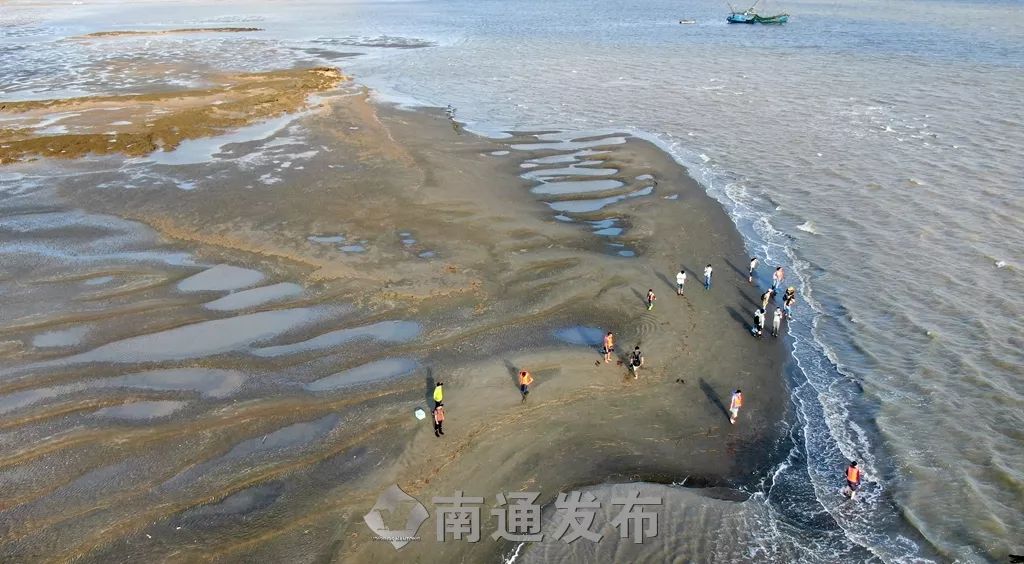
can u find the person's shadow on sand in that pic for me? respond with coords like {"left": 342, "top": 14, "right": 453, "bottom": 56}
{"left": 737, "top": 287, "right": 757, "bottom": 307}
{"left": 699, "top": 378, "right": 730, "bottom": 421}
{"left": 503, "top": 359, "right": 524, "bottom": 397}
{"left": 655, "top": 271, "right": 677, "bottom": 293}
{"left": 425, "top": 369, "right": 436, "bottom": 407}
{"left": 631, "top": 287, "right": 648, "bottom": 306}
{"left": 725, "top": 306, "right": 751, "bottom": 331}
{"left": 723, "top": 258, "right": 748, "bottom": 279}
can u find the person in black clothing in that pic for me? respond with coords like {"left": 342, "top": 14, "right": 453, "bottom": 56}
{"left": 629, "top": 346, "right": 644, "bottom": 379}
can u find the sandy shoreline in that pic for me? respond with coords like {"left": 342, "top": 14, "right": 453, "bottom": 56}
{"left": 0, "top": 73, "right": 790, "bottom": 562}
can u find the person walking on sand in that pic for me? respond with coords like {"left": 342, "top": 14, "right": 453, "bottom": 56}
{"left": 703, "top": 264, "right": 713, "bottom": 290}
{"left": 783, "top": 287, "right": 796, "bottom": 319}
{"left": 772, "top": 307, "right": 783, "bottom": 337}
{"left": 842, "top": 460, "right": 861, "bottom": 500}
{"left": 676, "top": 269, "right": 687, "bottom": 295}
{"left": 432, "top": 404, "right": 445, "bottom": 437}
{"left": 629, "top": 346, "right": 644, "bottom": 379}
{"left": 518, "top": 370, "right": 534, "bottom": 401}
{"left": 646, "top": 288, "right": 656, "bottom": 310}
{"left": 748, "top": 257, "right": 758, "bottom": 284}
{"left": 729, "top": 389, "right": 743, "bottom": 424}
{"left": 603, "top": 331, "right": 615, "bottom": 364}
{"left": 760, "top": 289, "right": 774, "bottom": 311}
{"left": 433, "top": 381, "right": 444, "bottom": 407}
{"left": 772, "top": 266, "right": 785, "bottom": 293}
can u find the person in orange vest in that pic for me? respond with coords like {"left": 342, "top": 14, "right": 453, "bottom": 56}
{"left": 729, "top": 389, "right": 743, "bottom": 424}
{"left": 843, "top": 460, "right": 861, "bottom": 500}
{"left": 602, "top": 331, "right": 615, "bottom": 364}
{"left": 432, "top": 404, "right": 445, "bottom": 437}
{"left": 519, "top": 370, "right": 534, "bottom": 402}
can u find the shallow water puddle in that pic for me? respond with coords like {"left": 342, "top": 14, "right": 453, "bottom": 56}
{"left": 530, "top": 179, "right": 624, "bottom": 196}
{"left": 250, "top": 320, "right": 421, "bottom": 357}
{"left": 546, "top": 194, "right": 626, "bottom": 214}
{"left": 32, "top": 326, "right": 88, "bottom": 348}
{"left": 305, "top": 358, "right": 419, "bottom": 391}
{"left": 82, "top": 275, "right": 115, "bottom": 286}
{"left": 510, "top": 136, "right": 626, "bottom": 151}
{"left": 177, "top": 264, "right": 265, "bottom": 292}
{"left": 525, "top": 149, "right": 609, "bottom": 165}
{"left": 522, "top": 164, "right": 617, "bottom": 179}
{"left": 398, "top": 231, "right": 417, "bottom": 246}
{"left": 225, "top": 414, "right": 340, "bottom": 459}
{"left": 104, "top": 368, "right": 247, "bottom": 398}
{"left": 204, "top": 282, "right": 303, "bottom": 311}
{"left": 184, "top": 483, "right": 284, "bottom": 517}
{"left": 6, "top": 308, "right": 327, "bottom": 372}
{"left": 307, "top": 234, "right": 346, "bottom": 244}
{"left": 588, "top": 218, "right": 624, "bottom": 237}
{"left": 0, "top": 368, "right": 245, "bottom": 415}
{"left": 93, "top": 400, "right": 187, "bottom": 420}
{"left": 160, "top": 415, "right": 341, "bottom": 492}
{"left": 0, "top": 387, "right": 62, "bottom": 415}
{"left": 552, "top": 326, "right": 605, "bottom": 346}
{"left": 143, "top": 113, "right": 301, "bottom": 166}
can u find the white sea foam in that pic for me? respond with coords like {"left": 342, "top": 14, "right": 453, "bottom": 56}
{"left": 797, "top": 221, "right": 818, "bottom": 234}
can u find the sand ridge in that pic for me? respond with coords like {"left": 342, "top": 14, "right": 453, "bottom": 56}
{"left": 0, "top": 67, "right": 346, "bottom": 164}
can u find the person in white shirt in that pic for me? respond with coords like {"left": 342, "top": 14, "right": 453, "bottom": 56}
{"left": 703, "top": 264, "right": 713, "bottom": 290}
{"left": 772, "top": 308, "right": 783, "bottom": 337}
{"left": 748, "top": 257, "right": 758, "bottom": 284}
{"left": 676, "top": 269, "right": 686, "bottom": 295}
{"left": 753, "top": 308, "right": 765, "bottom": 337}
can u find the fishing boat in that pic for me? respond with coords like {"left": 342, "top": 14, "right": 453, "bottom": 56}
{"left": 727, "top": 0, "right": 789, "bottom": 24}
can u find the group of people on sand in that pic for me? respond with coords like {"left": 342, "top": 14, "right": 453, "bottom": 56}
{"left": 749, "top": 258, "right": 796, "bottom": 339}
{"left": 431, "top": 365, "right": 536, "bottom": 437}
{"left": 602, "top": 331, "right": 645, "bottom": 379}
{"left": 609, "top": 257, "right": 798, "bottom": 425}
{"left": 428, "top": 254, "right": 863, "bottom": 501}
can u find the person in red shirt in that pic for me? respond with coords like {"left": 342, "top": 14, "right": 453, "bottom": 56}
{"left": 432, "top": 404, "right": 445, "bottom": 437}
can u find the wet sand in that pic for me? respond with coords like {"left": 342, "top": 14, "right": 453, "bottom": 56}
{"left": 0, "top": 80, "right": 788, "bottom": 562}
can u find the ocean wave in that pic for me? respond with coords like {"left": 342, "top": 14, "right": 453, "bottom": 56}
{"left": 797, "top": 221, "right": 818, "bottom": 234}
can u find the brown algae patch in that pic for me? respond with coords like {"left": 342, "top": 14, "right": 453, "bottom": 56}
{"left": 0, "top": 67, "right": 346, "bottom": 164}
